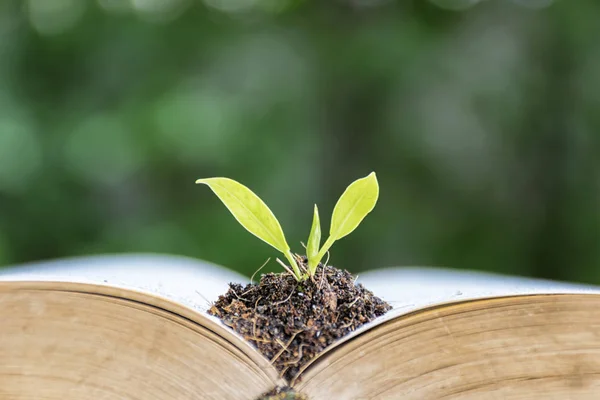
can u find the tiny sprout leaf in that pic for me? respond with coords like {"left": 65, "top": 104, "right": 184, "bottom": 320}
{"left": 312, "top": 172, "right": 379, "bottom": 269}
{"left": 306, "top": 204, "right": 321, "bottom": 271}
{"left": 195, "top": 177, "right": 291, "bottom": 254}
{"left": 330, "top": 172, "right": 379, "bottom": 241}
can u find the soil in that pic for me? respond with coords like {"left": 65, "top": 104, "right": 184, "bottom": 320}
{"left": 208, "top": 256, "right": 392, "bottom": 383}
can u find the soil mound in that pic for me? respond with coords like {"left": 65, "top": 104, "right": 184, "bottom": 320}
{"left": 209, "top": 259, "right": 391, "bottom": 382}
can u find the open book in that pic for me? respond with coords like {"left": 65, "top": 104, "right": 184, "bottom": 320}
{"left": 1, "top": 254, "right": 600, "bottom": 399}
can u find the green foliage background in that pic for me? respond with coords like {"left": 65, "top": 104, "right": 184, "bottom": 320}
{"left": 1, "top": 0, "right": 599, "bottom": 283}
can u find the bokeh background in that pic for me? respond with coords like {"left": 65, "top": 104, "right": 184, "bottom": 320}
{"left": 1, "top": 0, "right": 599, "bottom": 284}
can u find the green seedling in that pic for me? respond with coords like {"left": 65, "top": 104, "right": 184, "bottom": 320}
{"left": 196, "top": 172, "right": 379, "bottom": 281}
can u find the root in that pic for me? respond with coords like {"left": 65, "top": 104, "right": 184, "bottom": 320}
{"left": 270, "top": 330, "right": 302, "bottom": 365}
{"left": 251, "top": 258, "right": 271, "bottom": 284}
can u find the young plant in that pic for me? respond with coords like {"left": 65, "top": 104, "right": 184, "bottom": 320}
{"left": 196, "top": 172, "right": 379, "bottom": 281}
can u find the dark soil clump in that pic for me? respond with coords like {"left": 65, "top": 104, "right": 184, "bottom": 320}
{"left": 209, "top": 258, "right": 391, "bottom": 383}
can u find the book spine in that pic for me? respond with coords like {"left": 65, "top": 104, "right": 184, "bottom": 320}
{"left": 256, "top": 387, "right": 309, "bottom": 400}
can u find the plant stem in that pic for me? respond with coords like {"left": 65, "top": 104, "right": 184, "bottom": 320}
{"left": 310, "top": 236, "right": 336, "bottom": 275}
{"left": 284, "top": 250, "right": 304, "bottom": 281}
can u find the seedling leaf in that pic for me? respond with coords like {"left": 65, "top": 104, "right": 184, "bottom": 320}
{"left": 306, "top": 204, "right": 321, "bottom": 272}
{"left": 329, "top": 172, "right": 379, "bottom": 240}
{"left": 197, "top": 172, "right": 379, "bottom": 281}
{"left": 313, "top": 172, "right": 379, "bottom": 266}
{"left": 196, "top": 177, "right": 291, "bottom": 254}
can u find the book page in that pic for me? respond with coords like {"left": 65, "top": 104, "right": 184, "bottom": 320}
{"left": 0, "top": 253, "right": 247, "bottom": 314}
{"left": 299, "top": 266, "right": 600, "bottom": 375}
{"left": 299, "top": 293, "right": 600, "bottom": 400}
{"left": 358, "top": 266, "right": 600, "bottom": 318}
{"left": 0, "top": 257, "right": 285, "bottom": 398}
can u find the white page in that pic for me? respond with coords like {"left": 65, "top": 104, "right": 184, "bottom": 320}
{"left": 3, "top": 254, "right": 599, "bottom": 318}
{"left": 358, "top": 266, "right": 600, "bottom": 317}
{"left": 0, "top": 253, "right": 247, "bottom": 313}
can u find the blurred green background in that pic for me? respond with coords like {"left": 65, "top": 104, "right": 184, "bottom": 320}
{"left": 1, "top": 0, "right": 599, "bottom": 283}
